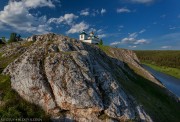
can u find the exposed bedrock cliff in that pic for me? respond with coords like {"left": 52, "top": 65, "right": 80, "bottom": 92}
{"left": 2, "top": 33, "right": 157, "bottom": 121}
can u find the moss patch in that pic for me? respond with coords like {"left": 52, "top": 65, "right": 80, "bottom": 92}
{"left": 0, "top": 53, "right": 21, "bottom": 73}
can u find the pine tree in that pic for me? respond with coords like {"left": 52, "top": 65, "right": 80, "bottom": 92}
{"left": 99, "top": 39, "right": 103, "bottom": 45}
{"left": 8, "top": 33, "right": 17, "bottom": 43}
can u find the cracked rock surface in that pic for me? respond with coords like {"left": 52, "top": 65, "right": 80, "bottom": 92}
{"left": 3, "top": 33, "right": 155, "bottom": 122}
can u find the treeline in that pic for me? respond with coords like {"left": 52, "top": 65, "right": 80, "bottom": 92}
{"left": 135, "top": 50, "right": 180, "bottom": 69}
{"left": 0, "top": 33, "right": 21, "bottom": 44}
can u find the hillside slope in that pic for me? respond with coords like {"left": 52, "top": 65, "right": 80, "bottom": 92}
{"left": 1, "top": 33, "right": 179, "bottom": 122}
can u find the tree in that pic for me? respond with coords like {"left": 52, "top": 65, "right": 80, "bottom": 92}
{"left": 8, "top": 33, "right": 17, "bottom": 43}
{"left": 16, "top": 34, "right": 21, "bottom": 41}
{"left": 1, "top": 37, "right": 6, "bottom": 42}
{"left": 99, "top": 39, "right": 103, "bottom": 45}
{"left": 114, "top": 45, "right": 118, "bottom": 48}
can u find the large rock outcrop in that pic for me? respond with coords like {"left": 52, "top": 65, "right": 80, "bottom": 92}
{"left": 3, "top": 33, "right": 156, "bottom": 121}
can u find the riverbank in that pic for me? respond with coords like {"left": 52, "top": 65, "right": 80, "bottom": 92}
{"left": 143, "top": 65, "right": 180, "bottom": 98}
{"left": 143, "top": 63, "right": 180, "bottom": 79}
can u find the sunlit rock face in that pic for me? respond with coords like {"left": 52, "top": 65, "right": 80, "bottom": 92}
{"left": 3, "top": 33, "right": 154, "bottom": 122}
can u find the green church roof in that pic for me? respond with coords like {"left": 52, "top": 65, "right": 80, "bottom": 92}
{"left": 80, "top": 31, "right": 88, "bottom": 35}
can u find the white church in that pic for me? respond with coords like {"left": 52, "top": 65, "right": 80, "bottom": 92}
{"left": 79, "top": 30, "right": 100, "bottom": 44}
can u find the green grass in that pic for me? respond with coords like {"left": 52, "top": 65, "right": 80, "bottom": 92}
{"left": 0, "top": 74, "right": 50, "bottom": 120}
{"left": 144, "top": 63, "right": 180, "bottom": 79}
{"left": 114, "top": 64, "right": 180, "bottom": 122}
{"left": 0, "top": 44, "right": 4, "bottom": 48}
{"left": 98, "top": 45, "right": 112, "bottom": 55}
{"left": 0, "top": 41, "right": 35, "bottom": 73}
{"left": 0, "top": 52, "right": 21, "bottom": 73}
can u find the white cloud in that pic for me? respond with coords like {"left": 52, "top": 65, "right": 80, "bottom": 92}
{"left": 48, "top": 13, "right": 78, "bottom": 25}
{"left": 23, "top": 0, "right": 55, "bottom": 8}
{"left": 0, "top": 0, "right": 59, "bottom": 33}
{"left": 117, "top": 8, "right": 131, "bottom": 13}
{"left": 121, "top": 38, "right": 149, "bottom": 44}
{"left": 121, "top": 37, "right": 135, "bottom": 43}
{"left": 122, "top": 32, "right": 149, "bottom": 45}
{"left": 161, "top": 46, "right": 172, "bottom": 49}
{"left": 80, "top": 9, "right": 89, "bottom": 16}
{"left": 98, "top": 34, "right": 106, "bottom": 38}
{"left": 134, "top": 39, "right": 149, "bottom": 44}
{"left": 101, "top": 8, "right": 106, "bottom": 15}
{"left": 127, "top": 29, "right": 146, "bottom": 37}
{"left": 97, "top": 29, "right": 103, "bottom": 33}
{"left": 169, "top": 27, "right": 176, "bottom": 30}
{"left": 126, "top": 0, "right": 154, "bottom": 4}
{"left": 129, "top": 45, "right": 137, "bottom": 48}
{"left": 66, "top": 22, "right": 89, "bottom": 34}
{"left": 84, "top": 8, "right": 106, "bottom": 16}
{"left": 139, "top": 29, "right": 146, "bottom": 33}
{"left": 110, "top": 41, "right": 121, "bottom": 45}
{"left": 110, "top": 31, "right": 149, "bottom": 46}
{"left": 129, "top": 32, "right": 138, "bottom": 38}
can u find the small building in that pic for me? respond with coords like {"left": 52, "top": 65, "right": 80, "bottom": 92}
{"left": 79, "top": 30, "right": 100, "bottom": 44}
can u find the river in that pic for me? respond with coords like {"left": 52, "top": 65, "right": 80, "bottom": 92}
{"left": 143, "top": 65, "right": 180, "bottom": 98}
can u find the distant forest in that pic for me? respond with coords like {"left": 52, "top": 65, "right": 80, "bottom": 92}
{"left": 135, "top": 50, "right": 180, "bottom": 69}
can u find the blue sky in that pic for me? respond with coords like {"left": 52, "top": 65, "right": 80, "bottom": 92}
{"left": 0, "top": 0, "right": 180, "bottom": 50}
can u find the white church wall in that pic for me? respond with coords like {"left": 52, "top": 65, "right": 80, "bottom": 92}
{"left": 79, "top": 35, "right": 84, "bottom": 40}
{"left": 82, "top": 39, "right": 92, "bottom": 43}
